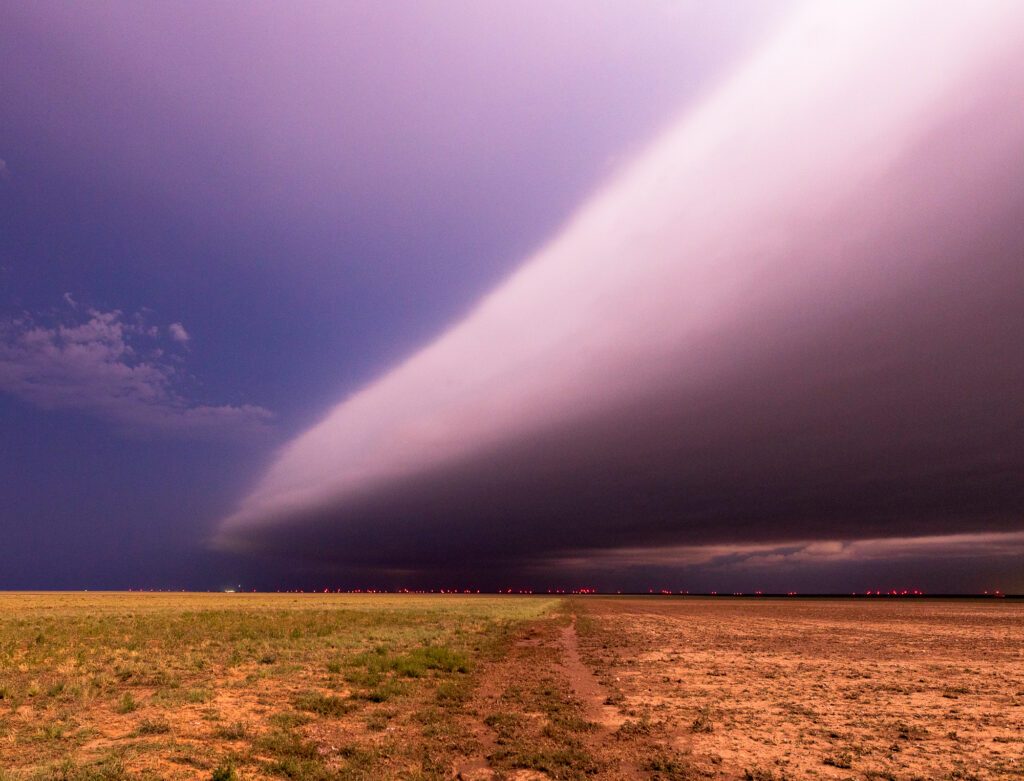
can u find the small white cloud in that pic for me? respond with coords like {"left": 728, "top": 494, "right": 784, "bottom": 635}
{"left": 168, "top": 322, "right": 190, "bottom": 342}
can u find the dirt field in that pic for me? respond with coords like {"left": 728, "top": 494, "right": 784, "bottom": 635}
{"left": 573, "top": 597, "right": 1024, "bottom": 780}
{"left": 0, "top": 594, "right": 1021, "bottom": 780}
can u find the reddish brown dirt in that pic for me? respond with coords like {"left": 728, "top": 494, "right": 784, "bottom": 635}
{"left": 575, "top": 597, "right": 1024, "bottom": 780}
{"left": 557, "top": 615, "right": 627, "bottom": 733}
{"left": 459, "top": 613, "right": 653, "bottom": 779}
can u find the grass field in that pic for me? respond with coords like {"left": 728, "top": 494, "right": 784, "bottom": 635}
{"left": 0, "top": 593, "right": 556, "bottom": 780}
{"left": 0, "top": 594, "right": 1021, "bottom": 780}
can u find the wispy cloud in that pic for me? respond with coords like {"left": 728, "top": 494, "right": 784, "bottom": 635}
{"left": 0, "top": 304, "right": 271, "bottom": 438}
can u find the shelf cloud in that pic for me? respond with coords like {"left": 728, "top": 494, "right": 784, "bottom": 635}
{"left": 216, "top": 1, "right": 1024, "bottom": 577}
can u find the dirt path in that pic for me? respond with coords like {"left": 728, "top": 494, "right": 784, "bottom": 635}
{"left": 455, "top": 611, "right": 645, "bottom": 780}
{"left": 558, "top": 614, "right": 626, "bottom": 732}
{"left": 453, "top": 667, "right": 502, "bottom": 781}
{"left": 560, "top": 614, "right": 643, "bottom": 778}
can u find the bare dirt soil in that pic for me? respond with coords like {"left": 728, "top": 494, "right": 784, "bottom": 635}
{"left": 571, "top": 597, "right": 1024, "bottom": 780}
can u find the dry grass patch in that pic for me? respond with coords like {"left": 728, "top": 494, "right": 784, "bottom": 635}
{"left": 0, "top": 592, "right": 556, "bottom": 780}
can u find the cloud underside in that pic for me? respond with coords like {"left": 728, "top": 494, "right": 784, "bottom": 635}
{"left": 217, "top": 2, "right": 1024, "bottom": 573}
{"left": 553, "top": 531, "right": 1024, "bottom": 572}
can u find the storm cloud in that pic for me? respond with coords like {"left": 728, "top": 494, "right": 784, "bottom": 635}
{"left": 215, "top": 1, "right": 1024, "bottom": 578}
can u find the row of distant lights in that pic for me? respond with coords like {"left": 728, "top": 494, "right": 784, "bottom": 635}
{"left": 122, "top": 587, "right": 1007, "bottom": 596}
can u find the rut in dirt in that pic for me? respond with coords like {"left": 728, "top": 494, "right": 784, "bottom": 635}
{"left": 455, "top": 610, "right": 643, "bottom": 780}
{"left": 558, "top": 614, "right": 627, "bottom": 732}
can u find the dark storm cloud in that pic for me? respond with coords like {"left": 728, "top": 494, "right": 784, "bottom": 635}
{"left": 216, "top": 1, "right": 1024, "bottom": 578}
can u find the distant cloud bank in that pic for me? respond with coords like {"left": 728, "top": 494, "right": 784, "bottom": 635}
{"left": 552, "top": 531, "right": 1024, "bottom": 572}
{"left": 216, "top": 1, "right": 1024, "bottom": 579}
{"left": 0, "top": 304, "right": 271, "bottom": 438}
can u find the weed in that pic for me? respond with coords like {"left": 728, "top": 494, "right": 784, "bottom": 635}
{"left": 186, "top": 688, "right": 213, "bottom": 703}
{"left": 47, "top": 752, "right": 130, "bottom": 781}
{"left": 269, "top": 711, "right": 312, "bottom": 729}
{"left": 135, "top": 717, "right": 171, "bottom": 735}
{"left": 364, "top": 709, "right": 393, "bottom": 732}
{"left": 691, "top": 704, "right": 714, "bottom": 733}
{"left": 890, "top": 720, "right": 929, "bottom": 741}
{"left": 38, "top": 723, "right": 64, "bottom": 741}
{"left": 356, "top": 679, "right": 404, "bottom": 703}
{"left": 213, "top": 721, "right": 249, "bottom": 740}
{"left": 495, "top": 745, "right": 599, "bottom": 778}
{"left": 616, "top": 717, "right": 654, "bottom": 737}
{"left": 546, "top": 714, "right": 599, "bottom": 736}
{"left": 117, "top": 692, "right": 137, "bottom": 714}
{"left": 644, "top": 752, "right": 697, "bottom": 779}
{"left": 258, "top": 729, "right": 321, "bottom": 759}
{"left": 603, "top": 691, "right": 625, "bottom": 706}
{"left": 210, "top": 760, "right": 238, "bottom": 781}
{"left": 265, "top": 756, "right": 334, "bottom": 781}
{"left": 824, "top": 751, "right": 853, "bottom": 768}
{"left": 436, "top": 679, "right": 469, "bottom": 705}
{"left": 294, "top": 692, "right": 356, "bottom": 716}
{"left": 484, "top": 711, "right": 521, "bottom": 741}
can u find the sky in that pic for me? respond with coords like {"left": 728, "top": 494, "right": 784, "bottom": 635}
{"left": 2, "top": 1, "right": 1023, "bottom": 593}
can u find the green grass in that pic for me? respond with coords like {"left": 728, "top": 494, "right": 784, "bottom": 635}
{"left": 487, "top": 664, "right": 603, "bottom": 780}
{"left": 117, "top": 693, "right": 137, "bottom": 714}
{"left": 211, "top": 721, "right": 248, "bottom": 740}
{"left": 268, "top": 711, "right": 312, "bottom": 730}
{"left": 134, "top": 718, "right": 171, "bottom": 736}
{"left": 346, "top": 643, "right": 470, "bottom": 680}
{"left": 210, "top": 761, "right": 238, "bottom": 781}
{"left": 294, "top": 692, "right": 356, "bottom": 716}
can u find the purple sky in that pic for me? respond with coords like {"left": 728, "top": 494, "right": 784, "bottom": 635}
{"left": 2, "top": 1, "right": 1023, "bottom": 592}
